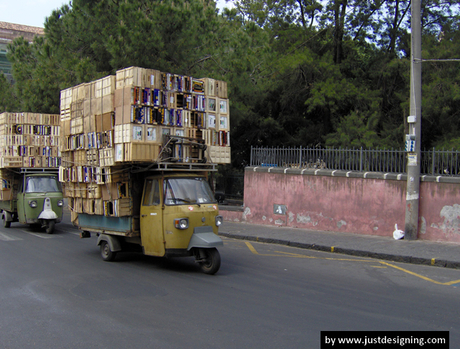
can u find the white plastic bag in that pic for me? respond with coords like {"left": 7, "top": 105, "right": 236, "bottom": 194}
{"left": 393, "top": 223, "right": 404, "bottom": 240}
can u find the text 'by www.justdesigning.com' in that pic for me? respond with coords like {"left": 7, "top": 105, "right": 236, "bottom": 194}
{"left": 321, "top": 331, "right": 449, "bottom": 348}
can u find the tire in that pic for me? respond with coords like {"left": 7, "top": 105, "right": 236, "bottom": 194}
{"left": 3, "top": 212, "right": 11, "bottom": 228}
{"left": 100, "top": 240, "right": 117, "bottom": 262}
{"left": 198, "top": 248, "right": 221, "bottom": 275}
{"left": 44, "top": 220, "right": 55, "bottom": 234}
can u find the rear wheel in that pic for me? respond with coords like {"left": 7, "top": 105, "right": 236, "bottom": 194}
{"left": 198, "top": 248, "right": 221, "bottom": 275}
{"left": 100, "top": 240, "right": 117, "bottom": 261}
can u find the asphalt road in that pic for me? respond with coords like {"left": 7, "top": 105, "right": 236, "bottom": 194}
{"left": 0, "top": 215, "right": 459, "bottom": 348}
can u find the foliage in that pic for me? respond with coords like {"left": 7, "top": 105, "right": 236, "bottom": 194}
{"left": 0, "top": 74, "right": 18, "bottom": 112}
{"left": 2, "top": 0, "right": 460, "bottom": 171}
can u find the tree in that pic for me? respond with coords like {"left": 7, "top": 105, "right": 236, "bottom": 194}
{"left": 0, "top": 74, "right": 18, "bottom": 112}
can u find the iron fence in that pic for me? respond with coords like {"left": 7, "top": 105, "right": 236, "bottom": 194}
{"left": 250, "top": 146, "right": 460, "bottom": 176}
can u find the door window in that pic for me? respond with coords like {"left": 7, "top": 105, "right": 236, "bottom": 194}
{"left": 143, "top": 179, "right": 160, "bottom": 206}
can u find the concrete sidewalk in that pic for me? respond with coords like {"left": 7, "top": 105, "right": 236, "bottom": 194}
{"left": 219, "top": 221, "right": 460, "bottom": 269}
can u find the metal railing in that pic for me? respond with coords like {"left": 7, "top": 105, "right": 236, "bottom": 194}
{"left": 250, "top": 146, "right": 460, "bottom": 176}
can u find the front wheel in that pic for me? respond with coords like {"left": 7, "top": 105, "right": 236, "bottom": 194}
{"left": 44, "top": 220, "right": 55, "bottom": 234}
{"left": 197, "top": 248, "right": 221, "bottom": 275}
{"left": 2, "top": 211, "right": 11, "bottom": 228}
{"left": 100, "top": 240, "right": 117, "bottom": 262}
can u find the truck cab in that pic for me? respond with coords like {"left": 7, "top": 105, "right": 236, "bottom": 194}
{"left": 2, "top": 169, "right": 64, "bottom": 233}
{"left": 139, "top": 173, "right": 223, "bottom": 273}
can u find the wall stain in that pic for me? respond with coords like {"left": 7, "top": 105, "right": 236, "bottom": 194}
{"left": 431, "top": 204, "right": 460, "bottom": 235}
{"left": 242, "top": 207, "right": 251, "bottom": 221}
{"left": 420, "top": 216, "right": 426, "bottom": 234}
{"left": 296, "top": 214, "right": 312, "bottom": 224}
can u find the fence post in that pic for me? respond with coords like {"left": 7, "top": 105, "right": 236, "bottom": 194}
{"left": 250, "top": 146, "right": 253, "bottom": 166}
{"left": 432, "top": 147, "right": 435, "bottom": 175}
{"left": 360, "top": 147, "right": 363, "bottom": 172}
{"left": 299, "top": 146, "right": 302, "bottom": 167}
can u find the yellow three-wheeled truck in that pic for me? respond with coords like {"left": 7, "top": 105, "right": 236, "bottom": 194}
{"left": 75, "top": 137, "right": 224, "bottom": 274}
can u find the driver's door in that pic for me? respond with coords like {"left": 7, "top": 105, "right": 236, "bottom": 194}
{"left": 16, "top": 176, "right": 26, "bottom": 223}
{"left": 140, "top": 178, "right": 165, "bottom": 257}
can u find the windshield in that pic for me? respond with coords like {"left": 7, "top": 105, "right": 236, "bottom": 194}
{"left": 164, "top": 177, "right": 216, "bottom": 205}
{"left": 25, "top": 176, "right": 61, "bottom": 193}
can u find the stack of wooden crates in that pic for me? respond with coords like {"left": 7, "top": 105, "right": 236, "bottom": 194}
{"left": 59, "top": 66, "right": 231, "bottom": 220}
{"left": 0, "top": 112, "right": 61, "bottom": 201}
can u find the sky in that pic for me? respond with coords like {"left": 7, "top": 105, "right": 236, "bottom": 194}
{"left": 0, "top": 0, "right": 233, "bottom": 28}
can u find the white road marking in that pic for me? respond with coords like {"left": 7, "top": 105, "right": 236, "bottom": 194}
{"left": 0, "top": 231, "right": 22, "bottom": 241}
{"left": 21, "top": 230, "right": 63, "bottom": 239}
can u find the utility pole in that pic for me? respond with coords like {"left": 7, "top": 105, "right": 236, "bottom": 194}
{"left": 404, "top": 0, "right": 422, "bottom": 240}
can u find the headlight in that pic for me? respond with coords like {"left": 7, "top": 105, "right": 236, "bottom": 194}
{"left": 29, "top": 200, "right": 37, "bottom": 208}
{"left": 57, "top": 200, "right": 64, "bottom": 207}
{"left": 215, "top": 215, "right": 223, "bottom": 227}
{"left": 174, "top": 218, "right": 189, "bottom": 230}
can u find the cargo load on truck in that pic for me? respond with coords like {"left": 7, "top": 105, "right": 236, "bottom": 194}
{"left": 59, "top": 67, "right": 231, "bottom": 224}
{"left": 0, "top": 112, "right": 63, "bottom": 233}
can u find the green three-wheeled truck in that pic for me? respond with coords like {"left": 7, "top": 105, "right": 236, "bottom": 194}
{"left": 0, "top": 168, "right": 64, "bottom": 234}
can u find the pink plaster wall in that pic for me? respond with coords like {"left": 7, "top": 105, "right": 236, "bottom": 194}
{"left": 419, "top": 182, "right": 460, "bottom": 242}
{"left": 220, "top": 169, "right": 460, "bottom": 243}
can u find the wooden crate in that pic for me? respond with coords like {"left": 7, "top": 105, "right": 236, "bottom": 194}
{"left": 71, "top": 83, "right": 90, "bottom": 102}
{"left": 94, "top": 199, "right": 104, "bottom": 215}
{"left": 92, "top": 75, "right": 116, "bottom": 99}
{"left": 63, "top": 182, "right": 75, "bottom": 197}
{"left": 74, "top": 197, "right": 84, "bottom": 213}
{"left": 70, "top": 117, "right": 84, "bottom": 135}
{"left": 109, "top": 167, "right": 130, "bottom": 183}
{"left": 87, "top": 183, "right": 102, "bottom": 199}
{"left": 192, "top": 94, "right": 206, "bottom": 112}
{"left": 60, "top": 151, "right": 73, "bottom": 167}
{"left": 86, "top": 149, "right": 99, "bottom": 166}
{"left": 99, "top": 148, "right": 115, "bottom": 167}
{"left": 70, "top": 210, "right": 79, "bottom": 225}
{"left": 60, "top": 88, "right": 72, "bottom": 116}
{"left": 114, "top": 198, "right": 133, "bottom": 217}
{"left": 200, "top": 78, "right": 216, "bottom": 96}
{"left": 90, "top": 94, "right": 114, "bottom": 116}
{"left": 114, "top": 124, "right": 144, "bottom": 143}
{"left": 83, "top": 198, "right": 96, "bottom": 215}
{"left": 73, "top": 150, "right": 87, "bottom": 166}
{"left": 217, "top": 114, "right": 229, "bottom": 131}
{"left": 209, "top": 145, "right": 231, "bottom": 164}
{"left": 96, "top": 167, "right": 111, "bottom": 184}
{"left": 216, "top": 80, "right": 228, "bottom": 98}
{"left": 206, "top": 113, "right": 217, "bottom": 129}
{"left": 74, "top": 183, "right": 87, "bottom": 198}
{"left": 116, "top": 67, "right": 161, "bottom": 89}
{"left": 206, "top": 97, "right": 217, "bottom": 113}
{"left": 0, "top": 189, "right": 14, "bottom": 201}
{"left": 218, "top": 98, "right": 229, "bottom": 115}
{"left": 124, "top": 142, "right": 160, "bottom": 162}
{"left": 1, "top": 157, "right": 23, "bottom": 168}
{"left": 191, "top": 78, "right": 205, "bottom": 94}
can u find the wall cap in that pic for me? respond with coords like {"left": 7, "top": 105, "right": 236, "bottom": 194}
{"left": 246, "top": 167, "right": 460, "bottom": 183}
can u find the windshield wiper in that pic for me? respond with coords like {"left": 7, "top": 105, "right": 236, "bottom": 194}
{"left": 174, "top": 198, "right": 201, "bottom": 207}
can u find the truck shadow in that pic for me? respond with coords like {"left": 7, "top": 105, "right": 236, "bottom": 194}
{"left": 111, "top": 252, "right": 202, "bottom": 274}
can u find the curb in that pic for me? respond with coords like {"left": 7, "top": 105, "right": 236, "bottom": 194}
{"left": 219, "top": 232, "right": 460, "bottom": 270}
